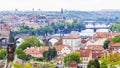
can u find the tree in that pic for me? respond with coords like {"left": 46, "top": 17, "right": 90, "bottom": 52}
{"left": 43, "top": 26, "right": 53, "bottom": 35}
{"left": 109, "top": 22, "right": 120, "bottom": 32}
{"left": 103, "top": 40, "right": 110, "bottom": 49}
{"left": 94, "top": 59, "right": 100, "bottom": 68}
{"left": 24, "top": 36, "right": 44, "bottom": 47}
{"left": 10, "top": 62, "right": 32, "bottom": 68}
{"left": 52, "top": 47, "right": 57, "bottom": 58}
{"left": 87, "top": 60, "right": 95, "bottom": 68}
{"left": 18, "top": 42, "right": 30, "bottom": 50}
{"left": 87, "top": 58, "right": 100, "bottom": 68}
{"left": 64, "top": 52, "right": 81, "bottom": 66}
{"left": 43, "top": 47, "right": 57, "bottom": 61}
{"left": 15, "top": 49, "right": 32, "bottom": 61}
{"left": 100, "top": 52, "right": 120, "bottom": 68}
{"left": 43, "top": 50, "right": 48, "bottom": 59}
{"left": 112, "top": 35, "right": 120, "bottom": 43}
{"left": 72, "top": 19, "right": 85, "bottom": 31}
{"left": 0, "top": 47, "right": 6, "bottom": 60}
{"left": 100, "top": 62, "right": 108, "bottom": 68}
{"left": 18, "top": 36, "right": 44, "bottom": 50}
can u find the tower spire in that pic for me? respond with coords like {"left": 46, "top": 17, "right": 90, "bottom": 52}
{"left": 8, "top": 30, "right": 14, "bottom": 43}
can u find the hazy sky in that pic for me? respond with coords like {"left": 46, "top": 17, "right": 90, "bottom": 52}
{"left": 0, "top": 0, "right": 120, "bottom": 11}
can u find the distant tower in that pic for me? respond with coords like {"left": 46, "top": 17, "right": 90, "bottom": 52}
{"left": 15, "top": 9, "right": 18, "bottom": 12}
{"left": 32, "top": 8, "right": 34, "bottom": 12}
{"left": 6, "top": 30, "right": 15, "bottom": 68}
{"left": 61, "top": 8, "right": 63, "bottom": 14}
{"left": 38, "top": 9, "right": 41, "bottom": 12}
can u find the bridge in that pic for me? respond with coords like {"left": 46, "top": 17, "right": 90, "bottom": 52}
{"left": 84, "top": 23, "right": 110, "bottom": 32}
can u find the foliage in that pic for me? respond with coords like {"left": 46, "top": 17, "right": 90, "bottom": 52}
{"left": 100, "top": 62, "right": 108, "bottom": 68}
{"left": 10, "top": 62, "right": 32, "bottom": 68}
{"left": 24, "top": 36, "right": 44, "bottom": 47}
{"left": 12, "top": 20, "right": 85, "bottom": 36}
{"left": 18, "top": 36, "right": 44, "bottom": 50}
{"left": 15, "top": 49, "right": 32, "bottom": 61}
{"left": 87, "top": 58, "right": 100, "bottom": 68}
{"left": 112, "top": 35, "right": 120, "bottom": 43}
{"left": 0, "top": 47, "right": 6, "bottom": 60}
{"left": 24, "top": 62, "right": 32, "bottom": 68}
{"left": 10, "top": 62, "right": 22, "bottom": 68}
{"left": 42, "top": 50, "right": 48, "bottom": 59}
{"left": 18, "top": 42, "right": 30, "bottom": 50}
{"left": 43, "top": 47, "right": 57, "bottom": 61}
{"left": 103, "top": 40, "right": 110, "bottom": 49}
{"left": 64, "top": 52, "right": 81, "bottom": 66}
{"left": 16, "top": 36, "right": 44, "bottom": 61}
{"left": 39, "top": 60, "right": 57, "bottom": 68}
{"left": 109, "top": 22, "right": 120, "bottom": 32}
{"left": 100, "top": 52, "right": 120, "bottom": 68}
{"left": 33, "top": 57, "right": 44, "bottom": 62}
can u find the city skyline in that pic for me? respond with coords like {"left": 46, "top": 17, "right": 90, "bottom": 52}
{"left": 0, "top": 0, "right": 120, "bottom": 11}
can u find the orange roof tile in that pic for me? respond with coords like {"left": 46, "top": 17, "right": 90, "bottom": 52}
{"left": 63, "top": 34, "right": 80, "bottom": 39}
{"left": 86, "top": 45, "right": 104, "bottom": 51}
{"left": 54, "top": 45, "right": 65, "bottom": 51}
{"left": 68, "top": 61, "right": 78, "bottom": 67}
{"left": 92, "top": 52, "right": 103, "bottom": 58}
{"left": 78, "top": 49, "right": 91, "bottom": 57}
{"left": 109, "top": 42, "right": 120, "bottom": 47}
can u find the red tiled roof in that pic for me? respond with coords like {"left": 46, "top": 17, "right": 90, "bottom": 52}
{"left": 79, "top": 49, "right": 91, "bottom": 57}
{"left": 92, "top": 52, "right": 103, "bottom": 58}
{"left": 24, "top": 46, "right": 49, "bottom": 55}
{"left": 86, "top": 45, "right": 104, "bottom": 51}
{"left": 94, "top": 32, "right": 120, "bottom": 41}
{"left": 68, "top": 61, "right": 78, "bottom": 67}
{"left": 24, "top": 45, "right": 72, "bottom": 56}
{"left": 112, "top": 32, "right": 120, "bottom": 36}
{"left": 109, "top": 42, "right": 120, "bottom": 47}
{"left": 63, "top": 34, "right": 80, "bottom": 39}
{"left": 94, "top": 32, "right": 111, "bottom": 38}
{"left": 54, "top": 45, "right": 65, "bottom": 51}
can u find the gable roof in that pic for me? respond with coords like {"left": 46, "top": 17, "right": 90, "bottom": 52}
{"left": 63, "top": 34, "right": 80, "bottom": 39}
{"left": 86, "top": 45, "right": 104, "bottom": 51}
{"left": 78, "top": 49, "right": 91, "bottom": 57}
{"left": 109, "top": 42, "right": 120, "bottom": 47}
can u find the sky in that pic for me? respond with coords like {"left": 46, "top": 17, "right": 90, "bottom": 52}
{"left": 0, "top": 0, "right": 120, "bottom": 11}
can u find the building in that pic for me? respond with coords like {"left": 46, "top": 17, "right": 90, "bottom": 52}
{"left": 24, "top": 45, "right": 72, "bottom": 58}
{"left": 79, "top": 48, "right": 92, "bottom": 64}
{"left": 108, "top": 42, "right": 120, "bottom": 53}
{"left": 62, "top": 34, "right": 81, "bottom": 51}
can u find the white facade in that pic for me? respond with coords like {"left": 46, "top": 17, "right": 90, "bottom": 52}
{"left": 49, "top": 38, "right": 58, "bottom": 46}
{"left": 16, "top": 38, "right": 24, "bottom": 47}
{"left": 63, "top": 37, "right": 81, "bottom": 51}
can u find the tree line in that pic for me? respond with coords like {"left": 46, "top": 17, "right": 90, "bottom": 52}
{"left": 12, "top": 20, "right": 85, "bottom": 36}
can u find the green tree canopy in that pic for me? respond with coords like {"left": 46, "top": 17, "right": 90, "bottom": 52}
{"left": 0, "top": 47, "right": 6, "bottom": 60}
{"left": 100, "top": 52, "right": 120, "bottom": 68}
{"left": 42, "top": 50, "right": 48, "bottom": 59}
{"left": 15, "top": 49, "right": 32, "bottom": 61}
{"left": 112, "top": 35, "right": 120, "bottom": 43}
{"left": 109, "top": 22, "right": 120, "bottom": 32}
{"left": 103, "top": 40, "right": 110, "bottom": 49}
{"left": 87, "top": 58, "right": 100, "bottom": 68}
{"left": 64, "top": 52, "right": 81, "bottom": 66}
{"left": 16, "top": 36, "right": 43, "bottom": 60}
{"left": 100, "top": 62, "right": 108, "bottom": 68}
{"left": 43, "top": 47, "right": 57, "bottom": 61}
{"left": 18, "top": 36, "right": 44, "bottom": 50}
{"left": 10, "top": 62, "right": 32, "bottom": 68}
